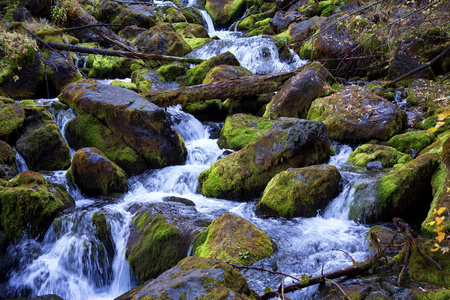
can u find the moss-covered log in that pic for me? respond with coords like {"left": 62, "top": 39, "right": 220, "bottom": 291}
{"left": 142, "top": 69, "right": 303, "bottom": 107}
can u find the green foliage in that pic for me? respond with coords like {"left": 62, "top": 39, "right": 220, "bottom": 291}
{"left": 50, "top": 5, "right": 67, "bottom": 25}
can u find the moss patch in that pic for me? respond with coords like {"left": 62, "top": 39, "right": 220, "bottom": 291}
{"left": 194, "top": 214, "right": 273, "bottom": 265}
{"left": 347, "top": 144, "right": 410, "bottom": 168}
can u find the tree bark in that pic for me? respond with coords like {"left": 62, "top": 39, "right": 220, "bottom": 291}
{"left": 142, "top": 69, "right": 302, "bottom": 107}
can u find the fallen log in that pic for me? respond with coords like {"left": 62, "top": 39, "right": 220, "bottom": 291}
{"left": 11, "top": 23, "right": 204, "bottom": 65}
{"left": 141, "top": 69, "right": 302, "bottom": 107}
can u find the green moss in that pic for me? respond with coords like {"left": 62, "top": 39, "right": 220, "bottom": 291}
{"left": 110, "top": 80, "right": 137, "bottom": 91}
{"left": 156, "top": 64, "right": 186, "bottom": 82}
{"left": 0, "top": 103, "right": 25, "bottom": 142}
{"left": 413, "top": 289, "right": 450, "bottom": 300}
{"left": 257, "top": 165, "right": 341, "bottom": 217}
{"left": 347, "top": 144, "right": 408, "bottom": 168}
{"left": 184, "top": 38, "right": 211, "bottom": 50}
{"left": 1, "top": 171, "right": 74, "bottom": 240}
{"left": 127, "top": 214, "right": 183, "bottom": 282}
{"left": 193, "top": 214, "right": 273, "bottom": 265}
{"left": 88, "top": 55, "right": 134, "bottom": 79}
{"left": 387, "top": 130, "right": 436, "bottom": 154}
{"left": 218, "top": 114, "right": 273, "bottom": 150}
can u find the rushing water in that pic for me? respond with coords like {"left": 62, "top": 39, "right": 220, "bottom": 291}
{"left": 2, "top": 8, "right": 372, "bottom": 300}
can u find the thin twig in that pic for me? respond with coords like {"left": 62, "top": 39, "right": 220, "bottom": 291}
{"left": 332, "top": 248, "right": 357, "bottom": 264}
{"left": 281, "top": 276, "right": 285, "bottom": 300}
{"left": 328, "top": 279, "right": 352, "bottom": 300}
{"left": 228, "top": 264, "right": 301, "bottom": 282}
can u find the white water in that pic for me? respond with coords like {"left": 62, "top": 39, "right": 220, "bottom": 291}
{"left": 3, "top": 9, "right": 370, "bottom": 300}
{"left": 193, "top": 10, "right": 307, "bottom": 74}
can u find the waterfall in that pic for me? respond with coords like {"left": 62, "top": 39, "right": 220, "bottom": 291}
{"left": 14, "top": 147, "right": 28, "bottom": 173}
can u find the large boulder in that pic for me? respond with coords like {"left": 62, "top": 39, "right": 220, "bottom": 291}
{"left": 187, "top": 51, "right": 240, "bottom": 86}
{"left": 126, "top": 202, "right": 206, "bottom": 283}
{"left": 350, "top": 153, "right": 440, "bottom": 224}
{"left": 45, "top": 50, "right": 82, "bottom": 93}
{"left": 205, "top": 0, "right": 246, "bottom": 27}
{"left": 406, "top": 79, "right": 450, "bottom": 118}
{"left": 65, "top": 114, "right": 148, "bottom": 175}
{"left": 198, "top": 118, "right": 332, "bottom": 201}
{"left": 307, "top": 85, "right": 407, "bottom": 143}
{"left": 67, "top": 147, "right": 128, "bottom": 197}
{"left": 99, "top": 1, "right": 160, "bottom": 29}
{"left": 288, "top": 16, "right": 326, "bottom": 52}
{"left": 125, "top": 257, "right": 257, "bottom": 300}
{"left": 218, "top": 113, "right": 273, "bottom": 150}
{"left": 347, "top": 144, "right": 411, "bottom": 168}
{"left": 388, "top": 39, "right": 434, "bottom": 80}
{"left": 202, "top": 65, "right": 253, "bottom": 84}
{"left": 299, "top": 24, "right": 357, "bottom": 72}
{"left": 194, "top": 214, "right": 273, "bottom": 265}
{"left": 133, "top": 23, "right": 192, "bottom": 57}
{"left": 0, "top": 141, "right": 17, "bottom": 180}
{"left": 263, "top": 61, "right": 335, "bottom": 120}
{"left": 0, "top": 103, "right": 25, "bottom": 143}
{"left": 257, "top": 165, "right": 341, "bottom": 218}
{"left": 15, "top": 106, "right": 71, "bottom": 171}
{"left": 0, "top": 171, "right": 75, "bottom": 240}
{"left": 59, "top": 81, "right": 187, "bottom": 169}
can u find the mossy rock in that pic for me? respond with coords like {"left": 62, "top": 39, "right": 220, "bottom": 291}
{"left": 386, "top": 130, "right": 436, "bottom": 155}
{"left": 257, "top": 165, "right": 341, "bottom": 218}
{"left": 0, "top": 140, "right": 17, "bottom": 180}
{"left": 110, "top": 80, "right": 137, "bottom": 92}
{"left": 206, "top": 0, "right": 247, "bottom": 27}
{"left": 373, "top": 154, "right": 440, "bottom": 224}
{"left": 133, "top": 23, "right": 192, "bottom": 57}
{"left": 87, "top": 55, "right": 135, "bottom": 79}
{"left": 194, "top": 214, "right": 273, "bottom": 265}
{"left": 307, "top": 85, "right": 407, "bottom": 144}
{"left": 165, "top": 7, "right": 187, "bottom": 23}
{"left": 15, "top": 112, "right": 71, "bottom": 171}
{"left": 68, "top": 147, "right": 128, "bottom": 197}
{"left": 421, "top": 132, "right": 450, "bottom": 234}
{"left": 405, "top": 79, "right": 450, "bottom": 114}
{"left": 182, "top": 99, "right": 227, "bottom": 122}
{"left": 131, "top": 256, "right": 257, "bottom": 299}
{"left": 91, "top": 211, "right": 115, "bottom": 260}
{"left": 203, "top": 65, "right": 253, "bottom": 84}
{"left": 187, "top": 51, "right": 240, "bottom": 86}
{"left": 263, "top": 61, "right": 335, "bottom": 120}
{"left": 65, "top": 114, "right": 147, "bottom": 175}
{"left": 347, "top": 144, "right": 411, "bottom": 168}
{"left": 218, "top": 113, "right": 273, "bottom": 150}
{"left": 413, "top": 288, "right": 450, "bottom": 300}
{"left": 0, "top": 103, "right": 25, "bottom": 143}
{"left": 400, "top": 238, "right": 450, "bottom": 288}
{"left": 156, "top": 64, "right": 186, "bottom": 82}
{"left": 198, "top": 118, "right": 332, "bottom": 200}
{"left": 126, "top": 214, "right": 185, "bottom": 282}
{"left": 0, "top": 171, "right": 75, "bottom": 240}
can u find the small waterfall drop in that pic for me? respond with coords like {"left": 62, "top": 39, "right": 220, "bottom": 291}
{"left": 14, "top": 147, "right": 28, "bottom": 173}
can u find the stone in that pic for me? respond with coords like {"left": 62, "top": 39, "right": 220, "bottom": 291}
{"left": 257, "top": 165, "right": 341, "bottom": 217}
{"left": 67, "top": 147, "right": 128, "bottom": 197}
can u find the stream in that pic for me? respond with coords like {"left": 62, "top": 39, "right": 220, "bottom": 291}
{"left": 1, "top": 7, "right": 373, "bottom": 300}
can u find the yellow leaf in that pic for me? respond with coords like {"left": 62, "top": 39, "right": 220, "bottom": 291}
{"left": 436, "top": 232, "right": 446, "bottom": 242}
{"left": 436, "top": 216, "right": 445, "bottom": 225}
{"left": 437, "top": 207, "right": 446, "bottom": 216}
{"left": 427, "top": 221, "right": 436, "bottom": 226}
{"left": 435, "top": 121, "right": 445, "bottom": 128}
{"left": 431, "top": 246, "right": 440, "bottom": 252}
{"left": 433, "top": 225, "right": 445, "bottom": 232}
{"left": 427, "top": 127, "right": 438, "bottom": 133}
{"left": 447, "top": 187, "right": 450, "bottom": 193}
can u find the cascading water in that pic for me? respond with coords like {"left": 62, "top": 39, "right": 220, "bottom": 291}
{"left": 3, "top": 8, "right": 373, "bottom": 299}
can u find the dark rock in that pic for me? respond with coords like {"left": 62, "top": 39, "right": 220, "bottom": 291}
{"left": 163, "top": 196, "right": 196, "bottom": 206}
{"left": 270, "top": 10, "right": 305, "bottom": 33}
{"left": 60, "top": 81, "right": 187, "bottom": 169}
{"left": 126, "top": 202, "right": 207, "bottom": 283}
{"left": 131, "top": 256, "right": 257, "bottom": 300}
{"left": 45, "top": 50, "right": 82, "bottom": 93}
{"left": 68, "top": 147, "right": 128, "bottom": 197}
{"left": 388, "top": 39, "right": 434, "bottom": 80}
{"left": 264, "top": 61, "right": 334, "bottom": 119}
{"left": 13, "top": 7, "right": 32, "bottom": 21}
{"left": 198, "top": 118, "right": 332, "bottom": 201}
{"left": 20, "top": 0, "right": 50, "bottom": 17}
{"left": 308, "top": 85, "right": 407, "bottom": 143}
{"left": 0, "top": 140, "right": 17, "bottom": 180}
{"left": 0, "top": 103, "right": 25, "bottom": 143}
{"left": 257, "top": 165, "right": 342, "bottom": 217}
{"left": 0, "top": 171, "right": 75, "bottom": 240}
{"left": 366, "top": 161, "right": 383, "bottom": 171}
